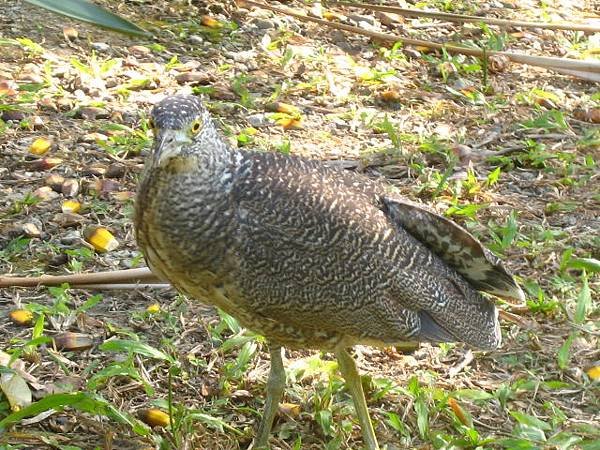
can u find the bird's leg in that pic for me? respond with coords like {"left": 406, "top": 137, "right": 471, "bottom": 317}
{"left": 254, "top": 345, "right": 286, "bottom": 449}
{"left": 335, "top": 347, "right": 380, "bottom": 450}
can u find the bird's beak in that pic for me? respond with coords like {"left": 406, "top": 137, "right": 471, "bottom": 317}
{"left": 152, "top": 129, "right": 192, "bottom": 167}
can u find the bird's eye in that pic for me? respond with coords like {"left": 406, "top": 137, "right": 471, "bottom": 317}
{"left": 190, "top": 119, "right": 202, "bottom": 135}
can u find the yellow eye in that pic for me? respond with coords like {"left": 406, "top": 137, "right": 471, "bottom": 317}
{"left": 190, "top": 119, "right": 202, "bottom": 135}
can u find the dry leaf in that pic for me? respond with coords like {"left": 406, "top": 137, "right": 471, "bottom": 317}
{"left": 0, "top": 372, "right": 32, "bottom": 411}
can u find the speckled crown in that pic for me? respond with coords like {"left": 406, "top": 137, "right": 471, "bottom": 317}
{"left": 151, "top": 95, "right": 207, "bottom": 129}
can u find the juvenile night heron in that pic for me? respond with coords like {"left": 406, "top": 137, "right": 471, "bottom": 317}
{"left": 135, "top": 95, "right": 524, "bottom": 449}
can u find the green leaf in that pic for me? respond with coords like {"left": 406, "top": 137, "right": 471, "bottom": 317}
{"left": 557, "top": 332, "right": 575, "bottom": 370}
{"left": 414, "top": 396, "right": 429, "bottom": 439}
{"left": 185, "top": 412, "right": 241, "bottom": 435}
{"left": 23, "top": 0, "right": 149, "bottom": 36}
{"left": 386, "top": 411, "right": 407, "bottom": 435}
{"left": 486, "top": 167, "right": 501, "bottom": 186}
{"left": 87, "top": 363, "right": 153, "bottom": 395}
{"left": 498, "top": 437, "right": 541, "bottom": 449}
{"left": 567, "top": 257, "right": 600, "bottom": 273}
{"left": 100, "top": 339, "right": 172, "bottom": 362}
{"left": 581, "top": 440, "right": 600, "bottom": 450}
{"left": 510, "top": 411, "right": 551, "bottom": 431}
{"left": 315, "top": 409, "right": 333, "bottom": 436}
{"left": 574, "top": 275, "right": 591, "bottom": 324}
{"left": 514, "top": 423, "right": 546, "bottom": 442}
{"left": 452, "top": 389, "right": 493, "bottom": 402}
{"left": 0, "top": 391, "right": 149, "bottom": 435}
{"left": 76, "top": 294, "right": 103, "bottom": 314}
{"left": 546, "top": 432, "right": 581, "bottom": 450}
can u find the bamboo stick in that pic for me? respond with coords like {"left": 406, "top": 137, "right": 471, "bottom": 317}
{"left": 328, "top": 1, "right": 600, "bottom": 33}
{"left": 0, "top": 267, "right": 160, "bottom": 288}
{"left": 239, "top": 0, "right": 600, "bottom": 80}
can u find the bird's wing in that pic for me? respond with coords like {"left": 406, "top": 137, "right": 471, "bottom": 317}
{"left": 382, "top": 196, "right": 525, "bottom": 303}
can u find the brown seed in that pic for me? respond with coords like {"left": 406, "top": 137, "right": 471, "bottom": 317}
{"left": 21, "top": 222, "right": 41, "bottom": 238}
{"left": 31, "top": 157, "right": 63, "bottom": 171}
{"left": 53, "top": 332, "right": 94, "bottom": 351}
{"left": 128, "top": 45, "right": 151, "bottom": 56}
{"left": 139, "top": 409, "right": 171, "bottom": 428}
{"left": 380, "top": 90, "right": 402, "bottom": 102}
{"left": 83, "top": 165, "right": 107, "bottom": 177}
{"left": 33, "top": 186, "right": 60, "bottom": 201}
{"left": 111, "top": 191, "right": 135, "bottom": 202}
{"left": 47, "top": 253, "right": 69, "bottom": 267}
{"left": 573, "top": 108, "right": 600, "bottom": 124}
{"left": 1, "top": 110, "right": 26, "bottom": 122}
{"left": 76, "top": 106, "right": 110, "bottom": 120}
{"left": 0, "top": 79, "right": 18, "bottom": 96}
{"left": 175, "top": 72, "right": 213, "bottom": 85}
{"left": 9, "top": 309, "right": 34, "bottom": 326}
{"left": 90, "top": 179, "right": 120, "bottom": 196}
{"left": 52, "top": 212, "right": 85, "bottom": 228}
{"left": 61, "top": 179, "right": 80, "bottom": 197}
{"left": 62, "top": 26, "right": 79, "bottom": 41}
{"left": 488, "top": 54, "right": 510, "bottom": 73}
{"left": 105, "top": 163, "right": 126, "bottom": 179}
{"left": 45, "top": 174, "right": 65, "bottom": 192}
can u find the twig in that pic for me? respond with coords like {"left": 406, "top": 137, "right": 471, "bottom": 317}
{"left": 327, "top": 1, "right": 600, "bottom": 33}
{"left": 239, "top": 0, "right": 600, "bottom": 81}
{"left": 0, "top": 267, "right": 160, "bottom": 288}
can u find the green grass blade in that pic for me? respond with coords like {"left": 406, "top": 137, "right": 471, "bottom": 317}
{"left": 574, "top": 275, "right": 591, "bottom": 324}
{"left": 23, "top": 0, "right": 150, "bottom": 37}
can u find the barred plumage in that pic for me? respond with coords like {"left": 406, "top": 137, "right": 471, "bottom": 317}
{"left": 135, "top": 95, "right": 524, "bottom": 449}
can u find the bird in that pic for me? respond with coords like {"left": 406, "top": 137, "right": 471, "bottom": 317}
{"left": 135, "top": 94, "right": 524, "bottom": 449}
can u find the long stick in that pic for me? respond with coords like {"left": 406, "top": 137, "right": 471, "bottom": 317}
{"left": 0, "top": 267, "right": 161, "bottom": 288}
{"left": 239, "top": 0, "right": 600, "bottom": 81}
{"left": 328, "top": 1, "right": 600, "bottom": 33}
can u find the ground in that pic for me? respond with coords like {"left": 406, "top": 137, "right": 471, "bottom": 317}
{"left": 0, "top": 0, "right": 598, "bottom": 449}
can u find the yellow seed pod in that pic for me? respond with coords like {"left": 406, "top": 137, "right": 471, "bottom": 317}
{"left": 278, "top": 402, "right": 301, "bottom": 417}
{"left": 29, "top": 137, "right": 52, "bottom": 155}
{"left": 61, "top": 200, "right": 81, "bottom": 214}
{"left": 84, "top": 227, "right": 119, "bottom": 253}
{"left": 587, "top": 366, "right": 600, "bottom": 381}
{"left": 9, "top": 309, "right": 34, "bottom": 326}
{"left": 201, "top": 15, "right": 221, "bottom": 28}
{"left": 139, "top": 408, "right": 170, "bottom": 428}
{"left": 276, "top": 117, "right": 303, "bottom": 130}
{"left": 146, "top": 303, "right": 161, "bottom": 314}
{"left": 266, "top": 102, "right": 300, "bottom": 116}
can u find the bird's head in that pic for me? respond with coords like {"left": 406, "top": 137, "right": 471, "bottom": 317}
{"left": 148, "top": 95, "right": 215, "bottom": 167}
